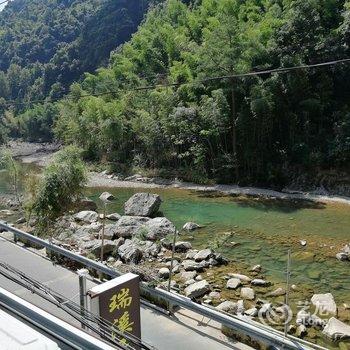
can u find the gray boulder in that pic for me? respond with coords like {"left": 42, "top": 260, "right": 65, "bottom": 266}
{"left": 194, "top": 248, "right": 214, "bottom": 262}
{"left": 175, "top": 241, "right": 192, "bottom": 252}
{"left": 182, "top": 260, "right": 203, "bottom": 272}
{"left": 226, "top": 278, "right": 241, "bottom": 290}
{"left": 99, "top": 224, "right": 119, "bottom": 240}
{"left": 75, "top": 211, "right": 99, "bottom": 223}
{"left": 142, "top": 217, "right": 176, "bottom": 241}
{"left": 311, "top": 293, "right": 337, "bottom": 315}
{"left": 180, "top": 271, "right": 197, "bottom": 281}
{"left": 184, "top": 280, "right": 210, "bottom": 299}
{"left": 124, "top": 193, "right": 161, "bottom": 217}
{"left": 241, "top": 287, "right": 255, "bottom": 300}
{"left": 216, "top": 301, "right": 237, "bottom": 314}
{"left": 251, "top": 279, "right": 270, "bottom": 286}
{"left": 76, "top": 198, "right": 98, "bottom": 211}
{"left": 183, "top": 222, "right": 201, "bottom": 231}
{"left": 228, "top": 273, "right": 251, "bottom": 282}
{"left": 158, "top": 267, "right": 170, "bottom": 279}
{"left": 113, "top": 216, "right": 149, "bottom": 238}
{"left": 99, "top": 192, "right": 115, "bottom": 202}
{"left": 118, "top": 240, "right": 143, "bottom": 264}
{"left": 323, "top": 317, "right": 350, "bottom": 340}
{"left": 81, "top": 239, "right": 118, "bottom": 257}
{"left": 106, "top": 213, "right": 121, "bottom": 221}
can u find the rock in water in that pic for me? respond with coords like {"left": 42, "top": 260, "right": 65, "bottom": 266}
{"left": 323, "top": 317, "right": 350, "bottom": 341}
{"left": 311, "top": 293, "right": 337, "bottom": 315}
{"left": 194, "top": 248, "right": 213, "bottom": 262}
{"left": 183, "top": 222, "right": 201, "bottom": 231}
{"left": 99, "top": 192, "right": 115, "bottom": 202}
{"left": 184, "top": 280, "right": 210, "bottom": 299}
{"left": 124, "top": 193, "right": 161, "bottom": 217}
{"left": 75, "top": 211, "right": 99, "bottom": 223}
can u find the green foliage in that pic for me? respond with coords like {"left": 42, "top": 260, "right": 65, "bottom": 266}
{"left": 0, "top": 148, "right": 21, "bottom": 203}
{"left": 31, "top": 146, "right": 87, "bottom": 227}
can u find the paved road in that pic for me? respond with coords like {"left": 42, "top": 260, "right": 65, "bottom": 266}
{"left": 0, "top": 236, "right": 252, "bottom": 350}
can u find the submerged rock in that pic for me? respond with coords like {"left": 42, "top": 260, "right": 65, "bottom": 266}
{"left": 124, "top": 193, "right": 161, "bottom": 217}
{"left": 183, "top": 222, "right": 201, "bottom": 231}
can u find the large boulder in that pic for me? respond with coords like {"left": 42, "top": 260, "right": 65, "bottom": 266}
{"left": 311, "top": 293, "right": 337, "bottom": 315}
{"left": 75, "top": 211, "right": 99, "bottom": 223}
{"left": 184, "top": 280, "right": 210, "bottom": 299}
{"left": 124, "top": 193, "right": 161, "bottom": 217}
{"left": 323, "top": 317, "right": 350, "bottom": 341}
{"left": 81, "top": 239, "right": 118, "bottom": 257}
{"left": 113, "top": 216, "right": 150, "bottom": 238}
{"left": 142, "top": 217, "right": 176, "bottom": 241}
{"left": 118, "top": 240, "right": 143, "bottom": 264}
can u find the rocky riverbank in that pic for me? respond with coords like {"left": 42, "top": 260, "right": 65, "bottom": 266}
{"left": 1, "top": 191, "right": 349, "bottom": 348}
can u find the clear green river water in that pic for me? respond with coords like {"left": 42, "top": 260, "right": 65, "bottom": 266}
{"left": 1, "top": 166, "right": 350, "bottom": 348}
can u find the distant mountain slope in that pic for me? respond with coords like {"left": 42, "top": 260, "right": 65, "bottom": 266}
{"left": 0, "top": 0, "right": 152, "bottom": 102}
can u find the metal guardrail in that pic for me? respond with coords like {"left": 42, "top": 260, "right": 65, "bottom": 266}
{"left": 0, "top": 286, "right": 117, "bottom": 350}
{"left": 0, "top": 222, "right": 327, "bottom": 350}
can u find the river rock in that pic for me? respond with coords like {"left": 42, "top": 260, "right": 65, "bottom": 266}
{"left": 185, "top": 250, "right": 198, "bottom": 259}
{"left": 183, "top": 222, "right": 201, "bottom": 231}
{"left": 124, "top": 193, "right": 161, "bottom": 217}
{"left": 142, "top": 240, "right": 161, "bottom": 257}
{"left": 98, "top": 224, "right": 119, "bottom": 240}
{"left": 118, "top": 240, "right": 143, "bottom": 264}
{"left": 106, "top": 213, "right": 121, "bottom": 221}
{"left": 267, "top": 287, "right": 286, "bottom": 297}
{"left": 216, "top": 301, "right": 237, "bottom": 314}
{"left": 311, "top": 293, "right": 337, "bottom": 315}
{"left": 81, "top": 239, "right": 118, "bottom": 257}
{"left": 245, "top": 307, "right": 258, "bottom": 317}
{"left": 143, "top": 217, "right": 176, "bottom": 240}
{"left": 229, "top": 273, "right": 251, "bottom": 283}
{"left": 209, "top": 291, "right": 221, "bottom": 299}
{"left": 323, "top": 317, "right": 350, "bottom": 341}
{"left": 158, "top": 267, "right": 170, "bottom": 279}
{"left": 184, "top": 280, "right": 210, "bottom": 299}
{"left": 251, "top": 265, "right": 262, "bottom": 272}
{"left": 194, "top": 248, "right": 214, "bottom": 262}
{"left": 184, "top": 279, "right": 196, "bottom": 286}
{"left": 76, "top": 198, "right": 98, "bottom": 211}
{"left": 241, "top": 287, "right": 255, "bottom": 300}
{"left": 99, "top": 192, "right": 115, "bottom": 202}
{"left": 251, "top": 279, "right": 270, "bottom": 286}
{"left": 180, "top": 271, "right": 197, "bottom": 281}
{"left": 174, "top": 241, "right": 192, "bottom": 252}
{"left": 113, "top": 216, "right": 149, "bottom": 238}
{"left": 236, "top": 300, "right": 245, "bottom": 314}
{"left": 259, "top": 303, "right": 272, "bottom": 316}
{"left": 75, "top": 211, "right": 99, "bottom": 223}
{"left": 182, "top": 260, "right": 203, "bottom": 271}
{"left": 226, "top": 278, "right": 241, "bottom": 290}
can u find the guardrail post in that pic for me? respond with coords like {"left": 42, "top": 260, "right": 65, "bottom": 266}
{"left": 78, "top": 268, "right": 89, "bottom": 329}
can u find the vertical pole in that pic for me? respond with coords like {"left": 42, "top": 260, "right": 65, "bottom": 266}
{"left": 78, "top": 268, "right": 89, "bottom": 329}
{"left": 284, "top": 249, "right": 291, "bottom": 337}
{"left": 100, "top": 202, "right": 106, "bottom": 263}
{"left": 167, "top": 230, "right": 177, "bottom": 293}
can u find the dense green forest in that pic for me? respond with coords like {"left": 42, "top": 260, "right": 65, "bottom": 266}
{"left": 1, "top": 0, "right": 350, "bottom": 187}
{"left": 0, "top": 0, "right": 152, "bottom": 130}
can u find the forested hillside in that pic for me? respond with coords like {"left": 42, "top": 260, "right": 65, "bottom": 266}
{"left": 2, "top": 0, "right": 350, "bottom": 189}
{"left": 0, "top": 0, "right": 151, "bottom": 105}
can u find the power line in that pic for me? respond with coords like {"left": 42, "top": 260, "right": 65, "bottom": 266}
{"left": 3, "top": 57, "right": 350, "bottom": 107}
